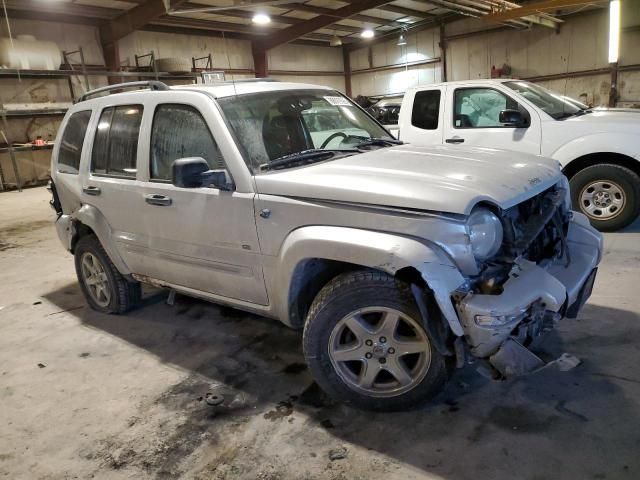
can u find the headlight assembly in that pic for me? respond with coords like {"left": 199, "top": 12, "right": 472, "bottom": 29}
{"left": 467, "top": 208, "right": 504, "bottom": 261}
{"left": 559, "top": 175, "right": 572, "bottom": 212}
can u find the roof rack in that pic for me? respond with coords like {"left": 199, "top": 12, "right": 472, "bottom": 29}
{"left": 203, "top": 78, "right": 280, "bottom": 85}
{"left": 78, "top": 81, "right": 169, "bottom": 102}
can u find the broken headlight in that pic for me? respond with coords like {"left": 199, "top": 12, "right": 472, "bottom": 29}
{"left": 467, "top": 208, "right": 503, "bottom": 261}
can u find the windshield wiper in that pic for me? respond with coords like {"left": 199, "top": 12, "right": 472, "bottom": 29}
{"left": 259, "top": 148, "right": 356, "bottom": 172}
{"left": 351, "top": 136, "right": 403, "bottom": 148}
{"left": 557, "top": 109, "right": 593, "bottom": 120}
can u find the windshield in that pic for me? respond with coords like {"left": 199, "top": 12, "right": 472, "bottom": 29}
{"left": 504, "top": 81, "right": 583, "bottom": 119}
{"left": 217, "top": 89, "right": 392, "bottom": 172}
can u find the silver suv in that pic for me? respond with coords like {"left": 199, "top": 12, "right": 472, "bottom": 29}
{"left": 50, "top": 80, "right": 603, "bottom": 411}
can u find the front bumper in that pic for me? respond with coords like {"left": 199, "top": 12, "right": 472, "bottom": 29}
{"left": 456, "top": 212, "right": 603, "bottom": 359}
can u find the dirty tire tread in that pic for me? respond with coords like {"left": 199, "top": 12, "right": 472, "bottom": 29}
{"left": 303, "top": 270, "right": 450, "bottom": 411}
{"left": 74, "top": 234, "right": 141, "bottom": 314}
{"left": 569, "top": 163, "right": 640, "bottom": 232}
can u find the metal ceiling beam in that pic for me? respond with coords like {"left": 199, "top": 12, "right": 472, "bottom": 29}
{"left": 376, "top": 4, "right": 437, "bottom": 19}
{"left": 153, "top": 15, "right": 335, "bottom": 41}
{"left": 181, "top": 4, "right": 362, "bottom": 33}
{"left": 142, "top": 23, "right": 328, "bottom": 46}
{"left": 275, "top": 2, "right": 393, "bottom": 26}
{"left": 101, "top": 0, "right": 190, "bottom": 45}
{"left": 0, "top": 7, "right": 103, "bottom": 26}
{"left": 482, "top": 0, "right": 607, "bottom": 23}
{"left": 1, "top": 0, "right": 122, "bottom": 19}
{"left": 260, "top": 0, "right": 394, "bottom": 50}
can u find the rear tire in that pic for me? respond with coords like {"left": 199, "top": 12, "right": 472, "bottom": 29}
{"left": 303, "top": 270, "right": 450, "bottom": 411}
{"left": 569, "top": 163, "right": 640, "bottom": 232}
{"left": 74, "top": 235, "right": 141, "bottom": 314}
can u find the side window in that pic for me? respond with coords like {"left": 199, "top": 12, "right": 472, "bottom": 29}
{"left": 411, "top": 90, "right": 441, "bottom": 130}
{"left": 91, "top": 105, "right": 143, "bottom": 177}
{"left": 453, "top": 88, "right": 519, "bottom": 128}
{"left": 57, "top": 110, "right": 91, "bottom": 174}
{"left": 150, "top": 104, "right": 224, "bottom": 181}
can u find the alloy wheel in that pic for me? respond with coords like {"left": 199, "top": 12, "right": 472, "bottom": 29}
{"left": 80, "top": 252, "right": 111, "bottom": 308}
{"left": 328, "top": 306, "right": 431, "bottom": 398}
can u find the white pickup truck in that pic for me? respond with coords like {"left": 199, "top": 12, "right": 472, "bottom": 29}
{"left": 398, "top": 79, "right": 640, "bottom": 231}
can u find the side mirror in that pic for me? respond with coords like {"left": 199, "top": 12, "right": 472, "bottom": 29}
{"left": 172, "top": 157, "right": 233, "bottom": 190}
{"left": 499, "top": 109, "right": 525, "bottom": 127}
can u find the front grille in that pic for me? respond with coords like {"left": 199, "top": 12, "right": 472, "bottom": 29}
{"left": 500, "top": 184, "right": 570, "bottom": 264}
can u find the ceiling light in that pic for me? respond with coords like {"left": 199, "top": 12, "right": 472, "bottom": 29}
{"left": 330, "top": 34, "right": 342, "bottom": 47}
{"left": 361, "top": 29, "right": 374, "bottom": 39}
{"left": 397, "top": 33, "right": 407, "bottom": 46}
{"left": 608, "top": 0, "right": 620, "bottom": 63}
{"left": 252, "top": 13, "right": 271, "bottom": 25}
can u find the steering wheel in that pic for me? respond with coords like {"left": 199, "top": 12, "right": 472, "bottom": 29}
{"left": 320, "top": 132, "right": 348, "bottom": 149}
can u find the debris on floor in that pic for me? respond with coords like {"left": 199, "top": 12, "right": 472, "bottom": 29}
{"left": 328, "top": 447, "right": 348, "bottom": 461}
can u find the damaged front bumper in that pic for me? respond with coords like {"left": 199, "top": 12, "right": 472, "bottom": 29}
{"left": 455, "top": 212, "right": 602, "bottom": 375}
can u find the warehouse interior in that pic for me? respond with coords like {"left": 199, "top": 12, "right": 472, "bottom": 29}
{"left": 1, "top": 0, "right": 640, "bottom": 479}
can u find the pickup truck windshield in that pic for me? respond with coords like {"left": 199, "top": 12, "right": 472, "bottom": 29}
{"left": 504, "top": 81, "right": 583, "bottom": 120}
{"left": 217, "top": 89, "right": 393, "bottom": 172}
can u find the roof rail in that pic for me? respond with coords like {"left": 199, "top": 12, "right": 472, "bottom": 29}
{"left": 203, "top": 78, "right": 280, "bottom": 85}
{"left": 78, "top": 81, "right": 169, "bottom": 102}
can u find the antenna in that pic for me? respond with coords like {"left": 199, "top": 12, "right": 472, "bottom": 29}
{"left": 221, "top": 30, "right": 237, "bottom": 97}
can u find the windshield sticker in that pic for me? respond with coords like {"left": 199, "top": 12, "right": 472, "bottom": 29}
{"left": 324, "top": 96, "right": 351, "bottom": 106}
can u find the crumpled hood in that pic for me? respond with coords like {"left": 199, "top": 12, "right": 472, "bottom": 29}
{"left": 255, "top": 145, "right": 561, "bottom": 215}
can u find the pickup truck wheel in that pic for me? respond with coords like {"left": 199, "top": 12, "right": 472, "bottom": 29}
{"left": 303, "top": 270, "right": 450, "bottom": 411}
{"left": 74, "top": 235, "right": 141, "bottom": 314}
{"left": 570, "top": 164, "right": 640, "bottom": 232}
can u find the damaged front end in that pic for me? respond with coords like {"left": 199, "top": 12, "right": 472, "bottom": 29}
{"left": 455, "top": 181, "right": 602, "bottom": 378}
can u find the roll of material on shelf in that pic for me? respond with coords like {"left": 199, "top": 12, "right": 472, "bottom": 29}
{"left": 0, "top": 35, "right": 62, "bottom": 70}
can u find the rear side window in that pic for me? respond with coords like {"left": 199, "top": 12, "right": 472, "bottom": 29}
{"left": 411, "top": 90, "right": 441, "bottom": 130}
{"left": 58, "top": 110, "right": 91, "bottom": 174}
{"left": 150, "top": 104, "right": 224, "bottom": 181}
{"left": 91, "top": 105, "right": 143, "bottom": 178}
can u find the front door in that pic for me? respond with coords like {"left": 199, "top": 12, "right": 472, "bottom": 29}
{"left": 136, "top": 99, "right": 268, "bottom": 305}
{"left": 442, "top": 86, "right": 541, "bottom": 154}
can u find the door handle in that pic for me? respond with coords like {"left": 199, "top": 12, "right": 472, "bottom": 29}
{"left": 82, "top": 185, "right": 101, "bottom": 196}
{"left": 145, "top": 194, "right": 172, "bottom": 206}
{"left": 445, "top": 137, "right": 465, "bottom": 144}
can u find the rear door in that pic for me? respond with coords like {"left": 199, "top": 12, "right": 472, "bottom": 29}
{"left": 398, "top": 87, "right": 445, "bottom": 145}
{"left": 442, "top": 85, "right": 541, "bottom": 154}
{"left": 135, "top": 92, "right": 268, "bottom": 305}
{"left": 80, "top": 101, "right": 148, "bottom": 273}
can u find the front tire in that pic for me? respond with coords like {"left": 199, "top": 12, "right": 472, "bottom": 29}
{"left": 74, "top": 235, "right": 141, "bottom": 314}
{"left": 569, "top": 163, "right": 640, "bottom": 232}
{"left": 303, "top": 270, "right": 450, "bottom": 411}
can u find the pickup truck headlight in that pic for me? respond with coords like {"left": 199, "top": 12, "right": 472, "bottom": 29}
{"left": 467, "top": 208, "right": 503, "bottom": 261}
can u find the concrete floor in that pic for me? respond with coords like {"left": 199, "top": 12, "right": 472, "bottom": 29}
{"left": 1, "top": 186, "right": 639, "bottom": 480}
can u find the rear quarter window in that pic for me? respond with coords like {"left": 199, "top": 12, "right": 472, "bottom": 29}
{"left": 57, "top": 110, "right": 91, "bottom": 174}
{"left": 411, "top": 90, "right": 441, "bottom": 130}
{"left": 91, "top": 105, "right": 143, "bottom": 178}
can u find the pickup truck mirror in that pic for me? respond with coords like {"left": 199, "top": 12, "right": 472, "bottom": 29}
{"left": 499, "top": 109, "right": 526, "bottom": 127}
{"left": 172, "top": 157, "right": 233, "bottom": 191}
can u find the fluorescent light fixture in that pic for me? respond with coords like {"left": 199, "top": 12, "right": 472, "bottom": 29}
{"left": 397, "top": 33, "right": 407, "bottom": 46}
{"left": 252, "top": 13, "right": 271, "bottom": 25}
{"left": 396, "top": 17, "right": 414, "bottom": 24}
{"left": 361, "top": 28, "right": 374, "bottom": 39}
{"left": 608, "top": 0, "right": 620, "bottom": 63}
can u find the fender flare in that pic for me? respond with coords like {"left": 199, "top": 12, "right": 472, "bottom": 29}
{"left": 73, "top": 204, "right": 131, "bottom": 275}
{"left": 274, "top": 226, "right": 466, "bottom": 336}
{"left": 551, "top": 133, "right": 639, "bottom": 168}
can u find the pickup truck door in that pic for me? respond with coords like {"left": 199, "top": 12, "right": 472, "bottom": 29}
{"left": 442, "top": 85, "right": 541, "bottom": 154}
{"left": 134, "top": 93, "right": 268, "bottom": 305}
